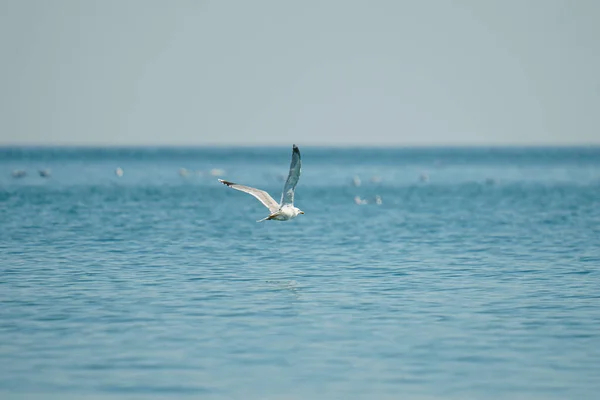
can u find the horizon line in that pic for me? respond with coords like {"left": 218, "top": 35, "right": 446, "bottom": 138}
{"left": 2, "top": 142, "right": 600, "bottom": 149}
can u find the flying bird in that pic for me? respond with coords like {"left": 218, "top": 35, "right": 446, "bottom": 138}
{"left": 219, "top": 144, "right": 304, "bottom": 222}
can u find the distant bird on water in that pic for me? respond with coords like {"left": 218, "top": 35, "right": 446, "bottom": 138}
{"left": 219, "top": 144, "right": 304, "bottom": 222}
{"left": 12, "top": 170, "right": 27, "bottom": 178}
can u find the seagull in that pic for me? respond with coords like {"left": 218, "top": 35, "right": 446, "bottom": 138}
{"left": 219, "top": 144, "right": 305, "bottom": 222}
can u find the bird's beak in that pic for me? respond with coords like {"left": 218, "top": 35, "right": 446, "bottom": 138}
{"left": 300, "top": 211, "right": 305, "bottom": 214}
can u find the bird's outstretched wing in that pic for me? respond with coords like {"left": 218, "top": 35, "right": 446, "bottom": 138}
{"left": 218, "top": 179, "right": 280, "bottom": 213}
{"left": 280, "top": 144, "right": 301, "bottom": 206}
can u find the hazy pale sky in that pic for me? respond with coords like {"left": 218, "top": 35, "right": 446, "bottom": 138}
{"left": 1, "top": 0, "right": 599, "bottom": 146}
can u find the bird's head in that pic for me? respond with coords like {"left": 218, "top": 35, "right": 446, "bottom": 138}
{"left": 295, "top": 207, "right": 305, "bottom": 215}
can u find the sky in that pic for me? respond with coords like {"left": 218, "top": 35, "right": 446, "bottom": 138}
{"left": 0, "top": 0, "right": 599, "bottom": 146}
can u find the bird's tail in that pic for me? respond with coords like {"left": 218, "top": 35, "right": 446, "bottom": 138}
{"left": 257, "top": 213, "right": 278, "bottom": 222}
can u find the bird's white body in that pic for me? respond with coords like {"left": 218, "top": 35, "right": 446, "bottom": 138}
{"left": 258, "top": 205, "right": 303, "bottom": 222}
{"left": 218, "top": 144, "right": 304, "bottom": 222}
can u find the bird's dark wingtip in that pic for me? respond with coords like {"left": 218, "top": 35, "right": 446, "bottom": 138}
{"left": 292, "top": 144, "right": 299, "bottom": 153}
{"left": 219, "top": 179, "right": 234, "bottom": 186}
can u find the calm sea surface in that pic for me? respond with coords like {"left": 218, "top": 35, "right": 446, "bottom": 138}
{"left": 1, "top": 146, "right": 599, "bottom": 400}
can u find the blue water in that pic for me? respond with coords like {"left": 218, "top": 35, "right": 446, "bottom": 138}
{"left": 1, "top": 146, "right": 599, "bottom": 400}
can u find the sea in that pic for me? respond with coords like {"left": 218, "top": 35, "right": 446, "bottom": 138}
{"left": 1, "top": 146, "right": 599, "bottom": 400}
